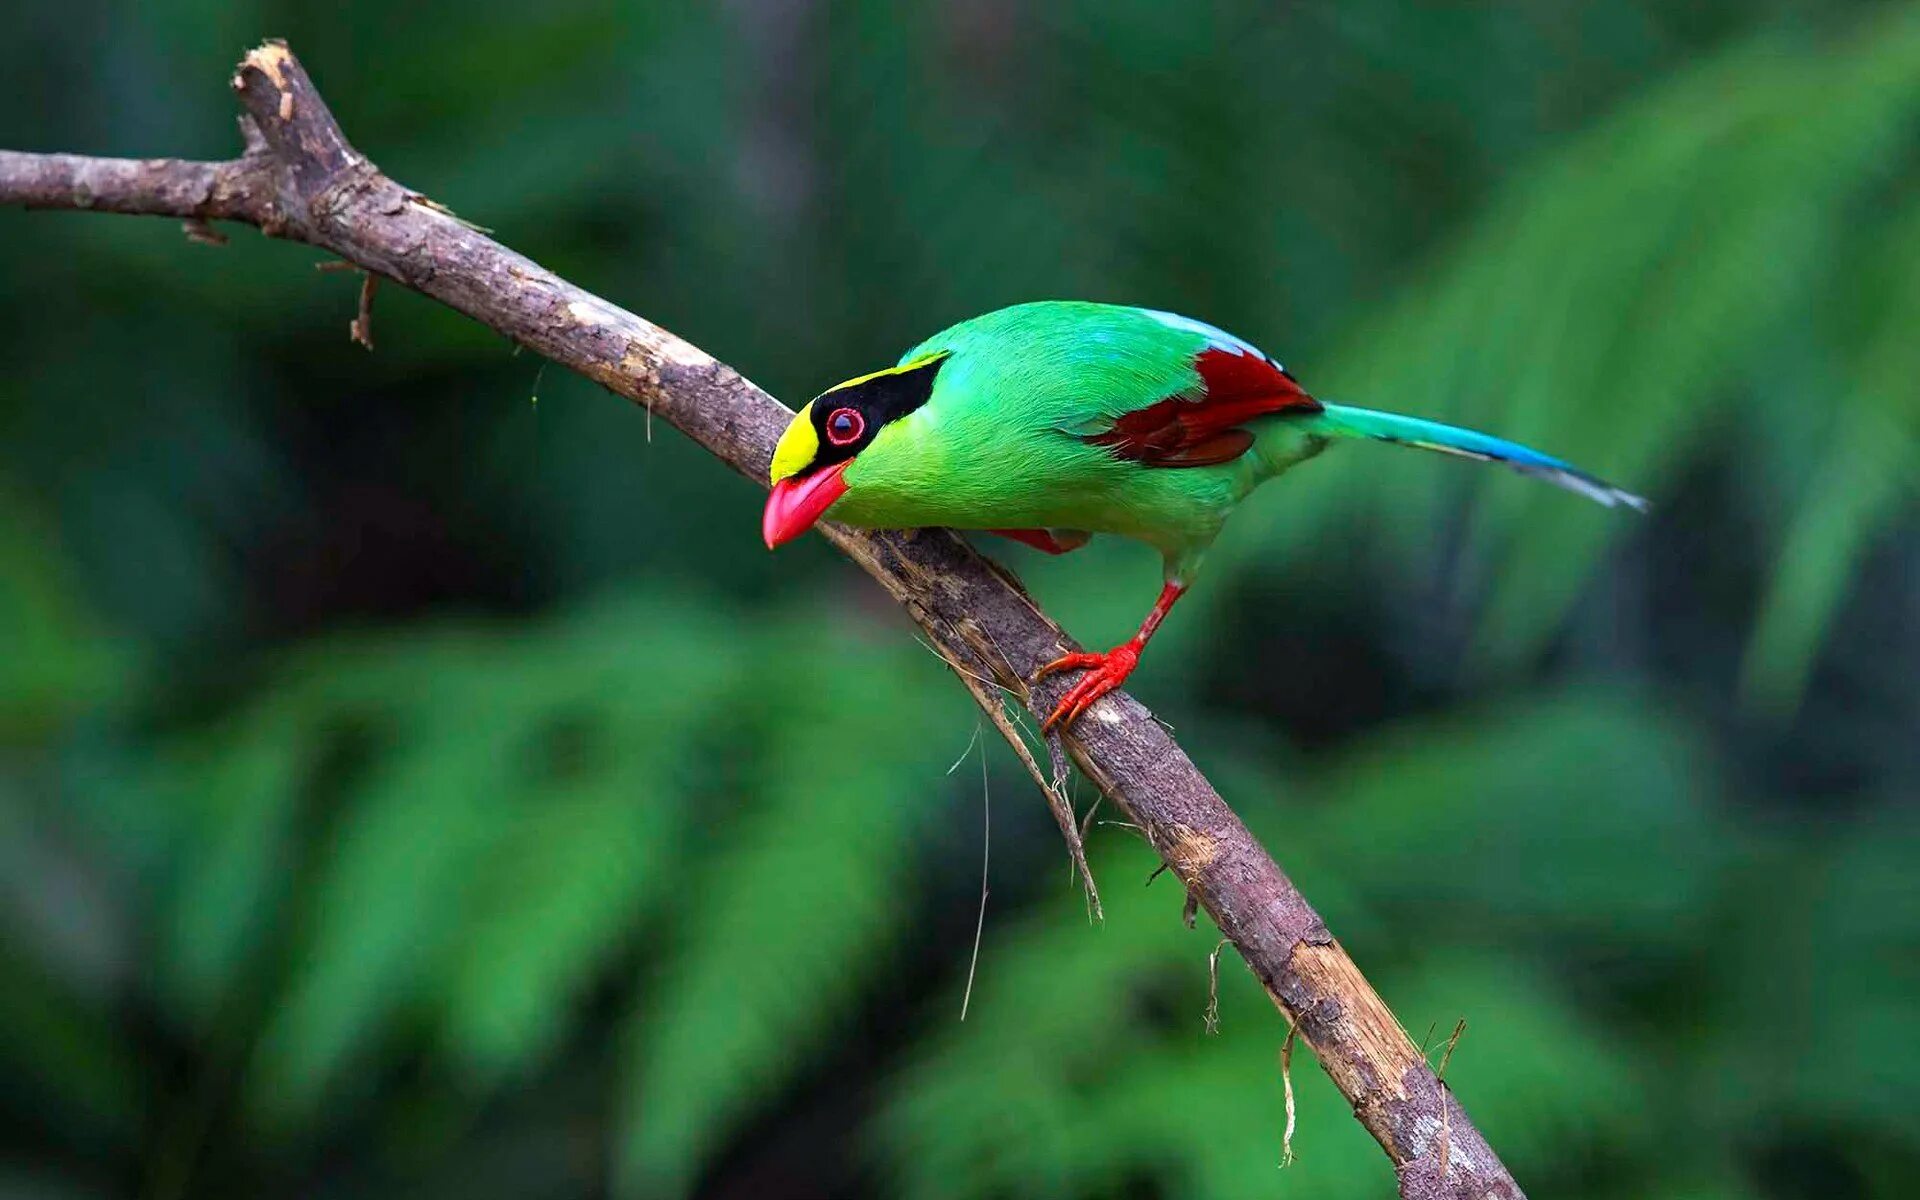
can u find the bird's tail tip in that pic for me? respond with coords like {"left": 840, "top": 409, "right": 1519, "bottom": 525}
{"left": 1313, "top": 403, "right": 1650, "bottom": 515}
{"left": 1548, "top": 469, "right": 1651, "bottom": 514}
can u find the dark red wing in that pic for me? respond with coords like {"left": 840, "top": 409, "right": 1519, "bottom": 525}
{"left": 1085, "top": 347, "right": 1320, "bottom": 468}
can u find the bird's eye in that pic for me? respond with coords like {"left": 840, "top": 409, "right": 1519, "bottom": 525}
{"left": 825, "top": 407, "right": 865, "bottom": 447}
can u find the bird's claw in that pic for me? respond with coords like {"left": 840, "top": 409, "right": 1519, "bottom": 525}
{"left": 1037, "top": 644, "right": 1141, "bottom": 733}
{"left": 1034, "top": 651, "right": 1107, "bottom": 680}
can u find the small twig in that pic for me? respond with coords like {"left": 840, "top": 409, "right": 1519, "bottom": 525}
{"left": 180, "top": 217, "right": 226, "bottom": 246}
{"left": 1044, "top": 732, "right": 1101, "bottom": 922}
{"left": 914, "top": 630, "right": 1100, "bottom": 919}
{"left": 945, "top": 723, "right": 982, "bottom": 777}
{"left": 1182, "top": 888, "right": 1200, "bottom": 930}
{"left": 959, "top": 728, "right": 990, "bottom": 1021}
{"left": 909, "top": 633, "right": 1012, "bottom": 698}
{"left": 1435, "top": 1017, "right": 1466, "bottom": 1180}
{"left": 1203, "top": 938, "right": 1230, "bottom": 1034}
{"left": 1437, "top": 1018, "right": 1466, "bottom": 1079}
{"left": 406, "top": 190, "right": 492, "bottom": 232}
{"left": 349, "top": 271, "right": 378, "bottom": 350}
{"left": 1280, "top": 1024, "right": 1299, "bottom": 1168}
{"left": 1076, "top": 788, "right": 1101, "bottom": 845}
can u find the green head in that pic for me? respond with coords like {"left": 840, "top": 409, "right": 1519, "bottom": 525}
{"left": 762, "top": 350, "right": 949, "bottom": 547}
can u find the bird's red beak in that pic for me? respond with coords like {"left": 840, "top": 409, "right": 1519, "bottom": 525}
{"left": 762, "top": 461, "right": 851, "bottom": 548}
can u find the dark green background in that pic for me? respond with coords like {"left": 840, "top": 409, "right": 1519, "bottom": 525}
{"left": 4, "top": 3, "right": 1917, "bottom": 1197}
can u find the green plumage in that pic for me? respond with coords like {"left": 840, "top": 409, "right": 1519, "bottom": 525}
{"left": 763, "top": 299, "right": 1646, "bottom": 728}
{"left": 825, "top": 300, "right": 1642, "bottom": 584}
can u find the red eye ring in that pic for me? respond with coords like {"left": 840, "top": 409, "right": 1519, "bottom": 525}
{"left": 824, "top": 406, "right": 865, "bottom": 447}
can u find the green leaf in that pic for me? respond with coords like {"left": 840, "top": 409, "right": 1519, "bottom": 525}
{"left": 0, "top": 484, "right": 125, "bottom": 737}
{"left": 1310, "top": 690, "right": 1722, "bottom": 943}
{"left": 615, "top": 638, "right": 967, "bottom": 1198}
{"left": 156, "top": 705, "right": 310, "bottom": 1022}
{"left": 1741, "top": 199, "right": 1920, "bottom": 712}
{"left": 247, "top": 716, "right": 516, "bottom": 1127}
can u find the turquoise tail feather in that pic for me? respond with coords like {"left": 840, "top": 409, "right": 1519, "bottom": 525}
{"left": 1307, "top": 403, "right": 1649, "bottom": 511}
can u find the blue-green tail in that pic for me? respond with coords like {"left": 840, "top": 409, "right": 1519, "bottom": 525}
{"left": 1308, "top": 403, "right": 1649, "bottom": 511}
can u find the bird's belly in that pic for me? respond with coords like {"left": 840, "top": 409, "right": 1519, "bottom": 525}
{"left": 830, "top": 451, "right": 1259, "bottom": 556}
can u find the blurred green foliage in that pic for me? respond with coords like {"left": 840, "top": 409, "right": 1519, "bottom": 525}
{"left": 3, "top": 2, "right": 1917, "bottom": 1198}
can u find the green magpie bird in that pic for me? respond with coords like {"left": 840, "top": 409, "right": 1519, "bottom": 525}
{"left": 763, "top": 300, "right": 1646, "bottom": 731}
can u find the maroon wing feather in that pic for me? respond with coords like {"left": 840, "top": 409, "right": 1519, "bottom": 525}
{"left": 1085, "top": 347, "right": 1321, "bottom": 468}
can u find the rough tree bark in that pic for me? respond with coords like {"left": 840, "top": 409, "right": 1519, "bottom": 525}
{"left": 0, "top": 41, "right": 1522, "bottom": 1200}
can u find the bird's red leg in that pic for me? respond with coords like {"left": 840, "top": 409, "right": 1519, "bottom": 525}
{"left": 1035, "top": 581, "right": 1186, "bottom": 732}
{"left": 989, "top": 528, "right": 1085, "bottom": 555}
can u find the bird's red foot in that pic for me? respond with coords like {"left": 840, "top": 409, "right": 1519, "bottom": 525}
{"left": 1036, "top": 643, "right": 1141, "bottom": 732}
{"left": 990, "top": 528, "right": 1087, "bottom": 555}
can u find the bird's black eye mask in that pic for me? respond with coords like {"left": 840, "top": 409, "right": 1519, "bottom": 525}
{"left": 803, "top": 350, "right": 949, "bottom": 471}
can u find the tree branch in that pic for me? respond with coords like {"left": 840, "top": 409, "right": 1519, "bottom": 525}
{"left": 0, "top": 41, "right": 1522, "bottom": 1199}
{"left": 0, "top": 149, "right": 269, "bottom": 222}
